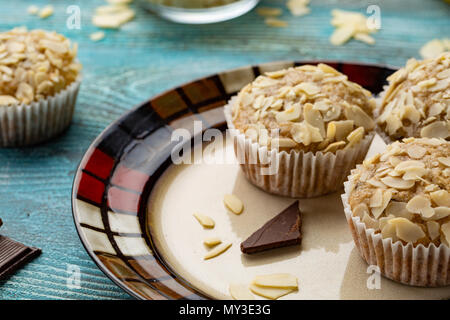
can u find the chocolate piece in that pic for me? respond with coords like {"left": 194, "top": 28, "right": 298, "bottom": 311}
{"left": 0, "top": 218, "right": 2, "bottom": 228}
{"left": 241, "top": 201, "right": 302, "bottom": 254}
{"left": 0, "top": 235, "right": 41, "bottom": 280}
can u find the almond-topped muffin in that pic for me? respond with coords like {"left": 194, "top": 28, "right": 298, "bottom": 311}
{"left": 0, "top": 27, "right": 82, "bottom": 147}
{"left": 349, "top": 138, "right": 450, "bottom": 247}
{"left": 376, "top": 52, "right": 450, "bottom": 142}
{"left": 342, "top": 137, "right": 450, "bottom": 286}
{"left": 224, "top": 63, "right": 376, "bottom": 198}
{"left": 231, "top": 64, "right": 376, "bottom": 153}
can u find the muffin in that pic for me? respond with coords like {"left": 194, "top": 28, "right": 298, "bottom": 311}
{"left": 342, "top": 137, "right": 450, "bottom": 286}
{"left": 0, "top": 27, "right": 82, "bottom": 147}
{"left": 376, "top": 52, "right": 449, "bottom": 143}
{"left": 224, "top": 63, "right": 376, "bottom": 198}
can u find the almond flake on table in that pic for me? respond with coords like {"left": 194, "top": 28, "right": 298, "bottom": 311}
{"left": 256, "top": 7, "right": 282, "bottom": 17}
{"left": 90, "top": 31, "right": 106, "bottom": 42}
{"left": 419, "top": 38, "right": 450, "bottom": 59}
{"left": 265, "top": 18, "right": 288, "bottom": 28}
{"left": 286, "top": 0, "right": 310, "bottom": 16}
{"left": 39, "top": 5, "right": 54, "bottom": 19}
{"left": 329, "top": 9, "right": 378, "bottom": 46}
{"left": 27, "top": 5, "right": 39, "bottom": 15}
{"left": 92, "top": 5, "right": 135, "bottom": 29}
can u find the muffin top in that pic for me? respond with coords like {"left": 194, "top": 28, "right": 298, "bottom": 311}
{"left": 0, "top": 27, "right": 81, "bottom": 106}
{"left": 348, "top": 138, "right": 450, "bottom": 247}
{"left": 231, "top": 64, "right": 376, "bottom": 153}
{"left": 376, "top": 52, "right": 450, "bottom": 141}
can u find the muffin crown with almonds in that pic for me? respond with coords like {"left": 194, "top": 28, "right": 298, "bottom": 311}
{"left": 376, "top": 52, "right": 450, "bottom": 141}
{"left": 348, "top": 138, "right": 450, "bottom": 247}
{"left": 0, "top": 27, "right": 81, "bottom": 106}
{"left": 231, "top": 64, "right": 376, "bottom": 153}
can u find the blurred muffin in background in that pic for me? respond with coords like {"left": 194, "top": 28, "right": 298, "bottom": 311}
{"left": 0, "top": 27, "right": 82, "bottom": 147}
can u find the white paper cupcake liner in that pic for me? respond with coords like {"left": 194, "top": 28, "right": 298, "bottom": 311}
{"left": 0, "top": 78, "right": 81, "bottom": 147}
{"left": 224, "top": 101, "right": 375, "bottom": 198}
{"left": 342, "top": 167, "right": 450, "bottom": 287}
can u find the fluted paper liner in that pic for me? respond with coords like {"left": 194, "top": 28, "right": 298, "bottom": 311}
{"left": 342, "top": 167, "right": 450, "bottom": 287}
{"left": 224, "top": 101, "right": 374, "bottom": 198}
{"left": 0, "top": 78, "right": 81, "bottom": 147}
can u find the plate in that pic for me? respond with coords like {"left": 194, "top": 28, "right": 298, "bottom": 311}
{"left": 72, "top": 60, "right": 449, "bottom": 300}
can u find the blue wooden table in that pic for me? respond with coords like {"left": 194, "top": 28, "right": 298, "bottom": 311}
{"left": 0, "top": 0, "right": 448, "bottom": 300}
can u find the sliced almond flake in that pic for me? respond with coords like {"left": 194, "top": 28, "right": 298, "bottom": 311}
{"left": 427, "top": 207, "right": 450, "bottom": 221}
{"left": 294, "top": 82, "right": 320, "bottom": 96}
{"left": 420, "top": 121, "right": 449, "bottom": 139}
{"left": 249, "top": 284, "right": 294, "bottom": 300}
{"left": 92, "top": 8, "right": 135, "bottom": 29}
{"left": 265, "top": 69, "right": 287, "bottom": 78}
{"left": 352, "top": 203, "right": 369, "bottom": 218}
{"left": 291, "top": 122, "right": 323, "bottom": 146}
{"left": 193, "top": 213, "right": 215, "bottom": 228}
{"left": 437, "top": 157, "right": 450, "bottom": 167}
{"left": 430, "top": 190, "right": 450, "bottom": 207}
{"left": 436, "top": 68, "right": 450, "bottom": 80}
{"left": 406, "top": 145, "right": 427, "bottom": 159}
{"left": 317, "top": 63, "right": 340, "bottom": 75}
{"left": 39, "top": 5, "right": 54, "bottom": 19}
{"left": 27, "top": 5, "right": 39, "bottom": 15}
{"left": 367, "top": 178, "right": 386, "bottom": 189}
{"left": 0, "top": 95, "right": 19, "bottom": 106}
{"left": 90, "top": 31, "right": 106, "bottom": 42}
{"left": 223, "top": 194, "right": 244, "bottom": 214}
{"left": 388, "top": 217, "right": 425, "bottom": 243}
{"left": 371, "top": 190, "right": 392, "bottom": 219}
{"left": 354, "top": 33, "right": 375, "bottom": 45}
{"left": 441, "top": 222, "right": 450, "bottom": 247}
{"left": 394, "top": 160, "right": 425, "bottom": 172}
{"left": 406, "top": 195, "right": 434, "bottom": 218}
{"left": 229, "top": 284, "right": 254, "bottom": 300}
{"left": 369, "top": 189, "right": 383, "bottom": 208}
{"left": 265, "top": 18, "right": 288, "bottom": 28}
{"left": 204, "top": 243, "right": 232, "bottom": 260}
{"left": 386, "top": 201, "right": 413, "bottom": 220}
{"left": 330, "top": 25, "right": 355, "bottom": 46}
{"left": 328, "top": 120, "right": 354, "bottom": 141}
{"left": 323, "top": 141, "right": 346, "bottom": 153}
{"left": 276, "top": 103, "right": 301, "bottom": 122}
{"left": 362, "top": 213, "right": 379, "bottom": 229}
{"left": 287, "top": 0, "right": 310, "bottom": 16}
{"left": 257, "top": 7, "right": 283, "bottom": 17}
{"left": 420, "top": 39, "right": 445, "bottom": 59}
{"left": 426, "top": 221, "right": 440, "bottom": 240}
{"left": 304, "top": 103, "right": 325, "bottom": 138}
{"left": 428, "top": 103, "right": 444, "bottom": 117}
{"left": 272, "top": 137, "right": 298, "bottom": 148}
{"left": 380, "top": 176, "right": 415, "bottom": 190}
{"left": 343, "top": 104, "right": 374, "bottom": 130}
{"left": 345, "top": 126, "right": 364, "bottom": 149}
{"left": 402, "top": 167, "right": 428, "bottom": 181}
{"left": 253, "top": 273, "right": 298, "bottom": 289}
{"left": 381, "top": 224, "right": 398, "bottom": 242}
{"left": 322, "top": 105, "right": 341, "bottom": 121}
{"left": 203, "top": 237, "right": 222, "bottom": 247}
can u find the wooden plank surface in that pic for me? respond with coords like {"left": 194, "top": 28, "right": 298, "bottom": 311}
{"left": 0, "top": 0, "right": 448, "bottom": 300}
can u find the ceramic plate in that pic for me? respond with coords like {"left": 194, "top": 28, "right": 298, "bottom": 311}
{"left": 72, "top": 61, "right": 450, "bottom": 300}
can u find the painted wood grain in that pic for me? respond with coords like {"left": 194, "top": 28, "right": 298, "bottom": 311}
{"left": 0, "top": 0, "right": 449, "bottom": 299}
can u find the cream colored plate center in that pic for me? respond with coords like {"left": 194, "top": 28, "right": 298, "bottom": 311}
{"left": 147, "top": 135, "right": 450, "bottom": 300}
